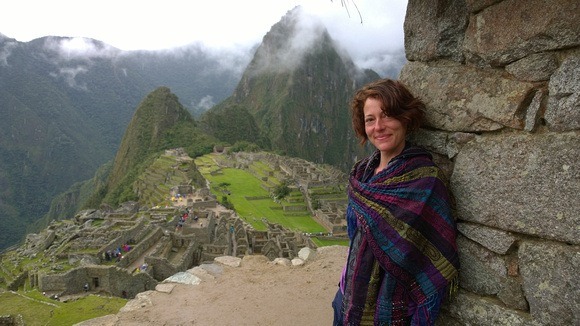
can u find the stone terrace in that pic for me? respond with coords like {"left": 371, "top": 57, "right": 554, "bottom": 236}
{"left": 1, "top": 149, "right": 339, "bottom": 300}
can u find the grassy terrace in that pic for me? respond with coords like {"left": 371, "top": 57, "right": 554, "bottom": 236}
{"left": 0, "top": 289, "right": 126, "bottom": 326}
{"left": 195, "top": 153, "right": 326, "bottom": 234}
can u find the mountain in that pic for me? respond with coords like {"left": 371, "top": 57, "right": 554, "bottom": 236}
{"left": 90, "top": 86, "right": 216, "bottom": 207}
{"left": 116, "top": 46, "right": 247, "bottom": 116}
{"left": 0, "top": 35, "right": 243, "bottom": 250}
{"left": 0, "top": 7, "right": 404, "bottom": 250}
{"left": 201, "top": 7, "right": 378, "bottom": 171}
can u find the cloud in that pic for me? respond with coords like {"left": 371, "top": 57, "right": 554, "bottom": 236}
{"left": 50, "top": 66, "right": 89, "bottom": 90}
{"left": 193, "top": 95, "right": 216, "bottom": 111}
{"left": 0, "top": 40, "right": 17, "bottom": 66}
{"left": 242, "top": 2, "right": 407, "bottom": 77}
{"left": 305, "top": 0, "right": 407, "bottom": 75}
{"left": 43, "top": 37, "right": 120, "bottom": 60}
{"left": 1, "top": 0, "right": 407, "bottom": 75}
{"left": 247, "top": 7, "right": 340, "bottom": 76}
{"left": 202, "top": 45, "right": 256, "bottom": 76}
{"left": 356, "top": 51, "right": 407, "bottom": 78}
{"left": 245, "top": 4, "right": 407, "bottom": 77}
{"left": 1, "top": 1, "right": 407, "bottom": 78}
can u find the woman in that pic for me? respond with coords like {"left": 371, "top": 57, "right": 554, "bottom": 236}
{"left": 333, "top": 79, "right": 459, "bottom": 325}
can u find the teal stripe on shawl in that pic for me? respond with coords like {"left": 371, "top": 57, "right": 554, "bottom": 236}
{"left": 342, "top": 146, "right": 459, "bottom": 325}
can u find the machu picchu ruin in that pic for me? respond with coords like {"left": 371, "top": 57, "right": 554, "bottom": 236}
{"left": 0, "top": 149, "right": 349, "bottom": 301}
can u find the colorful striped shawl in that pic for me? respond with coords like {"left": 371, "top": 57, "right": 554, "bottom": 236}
{"left": 342, "top": 146, "right": 459, "bottom": 325}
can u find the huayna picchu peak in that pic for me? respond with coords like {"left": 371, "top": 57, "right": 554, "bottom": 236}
{"left": 202, "top": 6, "right": 378, "bottom": 172}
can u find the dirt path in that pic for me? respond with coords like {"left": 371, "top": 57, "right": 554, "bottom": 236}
{"left": 77, "top": 245, "right": 348, "bottom": 326}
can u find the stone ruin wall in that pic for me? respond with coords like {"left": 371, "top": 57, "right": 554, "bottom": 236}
{"left": 14, "top": 163, "right": 322, "bottom": 299}
{"left": 115, "top": 227, "right": 164, "bottom": 269}
{"left": 400, "top": 1, "right": 579, "bottom": 325}
{"left": 37, "top": 265, "right": 157, "bottom": 299}
{"left": 145, "top": 235, "right": 200, "bottom": 282}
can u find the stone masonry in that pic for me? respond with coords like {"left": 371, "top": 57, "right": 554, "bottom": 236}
{"left": 401, "top": 1, "right": 579, "bottom": 325}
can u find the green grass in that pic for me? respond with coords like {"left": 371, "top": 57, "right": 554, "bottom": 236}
{"left": 311, "top": 237, "right": 349, "bottom": 247}
{"left": 196, "top": 154, "right": 326, "bottom": 234}
{"left": 0, "top": 289, "right": 126, "bottom": 326}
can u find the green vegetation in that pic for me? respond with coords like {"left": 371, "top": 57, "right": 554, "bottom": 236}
{"left": 273, "top": 181, "right": 291, "bottom": 200}
{"left": 0, "top": 248, "right": 65, "bottom": 278}
{"left": 195, "top": 154, "right": 326, "bottom": 234}
{"left": 0, "top": 41, "right": 241, "bottom": 251}
{"left": 311, "top": 237, "right": 349, "bottom": 247}
{"left": 203, "top": 14, "right": 378, "bottom": 173}
{"left": 1, "top": 150, "right": 347, "bottom": 324}
{"left": 0, "top": 289, "right": 126, "bottom": 326}
{"left": 200, "top": 104, "right": 264, "bottom": 147}
{"left": 79, "top": 87, "right": 218, "bottom": 209}
{"left": 229, "top": 140, "right": 261, "bottom": 153}
{"left": 132, "top": 153, "right": 206, "bottom": 208}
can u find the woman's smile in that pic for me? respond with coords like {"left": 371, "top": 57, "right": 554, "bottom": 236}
{"left": 363, "top": 97, "right": 407, "bottom": 164}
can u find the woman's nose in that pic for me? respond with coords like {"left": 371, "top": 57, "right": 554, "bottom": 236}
{"left": 374, "top": 117, "right": 386, "bottom": 130}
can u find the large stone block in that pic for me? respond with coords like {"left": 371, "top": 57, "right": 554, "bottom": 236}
{"left": 451, "top": 132, "right": 579, "bottom": 244}
{"left": 404, "top": 0, "right": 468, "bottom": 62}
{"left": 465, "top": 0, "right": 502, "bottom": 13}
{"left": 457, "top": 222, "right": 516, "bottom": 254}
{"left": 441, "top": 290, "right": 536, "bottom": 325}
{"left": 457, "top": 235, "right": 506, "bottom": 296}
{"left": 457, "top": 234, "right": 528, "bottom": 311}
{"left": 519, "top": 241, "right": 580, "bottom": 325}
{"left": 400, "top": 61, "right": 535, "bottom": 131}
{"left": 546, "top": 53, "right": 580, "bottom": 131}
{"left": 497, "top": 277, "right": 529, "bottom": 311}
{"left": 464, "top": 0, "right": 580, "bottom": 66}
{"left": 505, "top": 52, "right": 559, "bottom": 82}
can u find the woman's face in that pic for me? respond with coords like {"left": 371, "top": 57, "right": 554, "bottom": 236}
{"left": 363, "top": 97, "right": 407, "bottom": 160}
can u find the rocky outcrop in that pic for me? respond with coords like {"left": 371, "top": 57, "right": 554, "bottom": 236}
{"left": 402, "top": 1, "right": 579, "bottom": 325}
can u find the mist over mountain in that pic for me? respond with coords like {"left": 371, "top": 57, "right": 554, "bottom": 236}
{"left": 0, "top": 7, "right": 405, "bottom": 250}
{"left": 203, "top": 7, "right": 378, "bottom": 171}
{"left": 0, "top": 36, "right": 244, "bottom": 250}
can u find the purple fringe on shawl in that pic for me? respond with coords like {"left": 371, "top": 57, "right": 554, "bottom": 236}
{"left": 341, "top": 146, "right": 459, "bottom": 325}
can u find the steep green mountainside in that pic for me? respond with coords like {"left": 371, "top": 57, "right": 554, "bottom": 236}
{"left": 41, "top": 85, "right": 216, "bottom": 223}
{"left": 36, "top": 162, "right": 112, "bottom": 231}
{"left": 0, "top": 8, "right": 402, "bottom": 250}
{"left": 93, "top": 87, "right": 217, "bottom": 207}
{"left": 200, "top": 104, "right": 263, "bottom": 146}
{"left": 0, "top": 35, "right": 242, "bottom": 250}
{"left": 202, "top": 8, "right": 377, "bottom": 171}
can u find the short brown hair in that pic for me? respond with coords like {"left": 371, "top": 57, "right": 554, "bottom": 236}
{"left": 351, "top": 78, "right": 425, "bottom": 145}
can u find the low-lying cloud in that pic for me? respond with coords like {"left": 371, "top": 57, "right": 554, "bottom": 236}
{"left": 0, "top": 40, "right": 17, "bottom": 66}
{"left": 50, "top": 66, "right": 89, "bottom": 90}
{"left": 43, "top": 36, "right": 120, "bottom": 60}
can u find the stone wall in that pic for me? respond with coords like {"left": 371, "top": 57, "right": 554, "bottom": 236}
{"left": 37, "top": 265, "right": 157, "bottom": 299}
{"left": 145, "top": 235, "right": 200, "bottom": 281}
{"left": 400, "top": 1, "right": 579, "bottom": 325}
{"left": 97, "top": 217, "right": 148, "bottom": 262}
{"left": 115, "top": 227, "right": 164, "bottom": 269}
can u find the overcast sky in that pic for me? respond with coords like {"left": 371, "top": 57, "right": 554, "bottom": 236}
{"left": 1, "top": 0, "right": 407, "bottom": 74}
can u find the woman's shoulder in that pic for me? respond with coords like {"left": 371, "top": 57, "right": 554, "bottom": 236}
{"left": 391, "top": 144, "right": 432, "bottom": 166}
